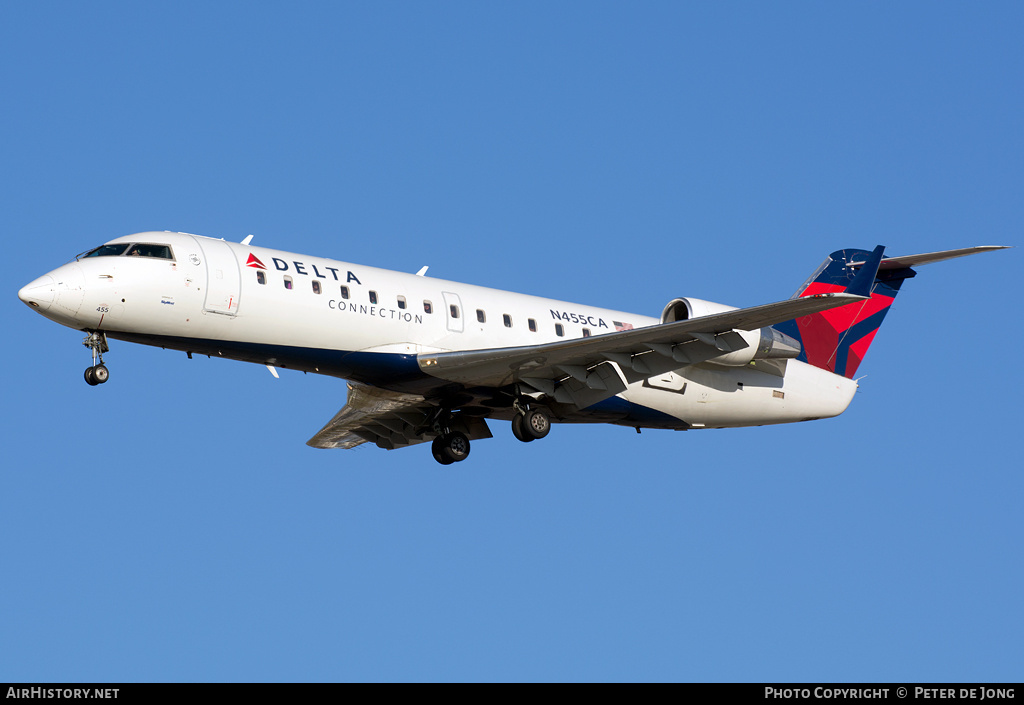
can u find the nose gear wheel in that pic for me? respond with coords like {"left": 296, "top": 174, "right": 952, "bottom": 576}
{"left": 84, "top": 365, "right": 109, "bottom": 386}
{"left": 82, "top": 331, "right": 110, "bottom": 385}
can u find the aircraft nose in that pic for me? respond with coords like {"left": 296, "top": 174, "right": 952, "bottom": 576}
{"left": 18, "top": 274, "right": 56, "bottom": 311}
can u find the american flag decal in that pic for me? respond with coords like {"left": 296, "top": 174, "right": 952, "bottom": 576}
{"left": 613, "top": 321, "right": 633, "bottom": 331}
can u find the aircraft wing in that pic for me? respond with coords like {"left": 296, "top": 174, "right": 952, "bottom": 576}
{"left": 417, "top": 292, "right": 866, "bottom": 408}
{"left": 307, "top": 381, "right": 492, "bottom": 450}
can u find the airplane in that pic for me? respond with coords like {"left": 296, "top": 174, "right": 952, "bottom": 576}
{"left": 17, "top": 232, "right": 1007, "bottom": 464}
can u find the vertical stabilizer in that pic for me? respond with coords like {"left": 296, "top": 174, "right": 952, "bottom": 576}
{"left": 775, "top": 247, "right": 915, "bottom": 379}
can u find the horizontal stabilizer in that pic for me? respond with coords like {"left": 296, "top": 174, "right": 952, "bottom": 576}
{"left": 848, "top": 245, "right": 1011, "bottom": 270}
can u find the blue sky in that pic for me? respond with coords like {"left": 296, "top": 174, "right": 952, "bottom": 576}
{"left": 2, "top": 2, "right": 1021, "bottom": 682}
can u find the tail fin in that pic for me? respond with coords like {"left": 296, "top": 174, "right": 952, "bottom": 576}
{"left": 775, "top": 246, "right": 914, "bottom": 379}
{"left": 775, "top": 245, "right": 1009, "bottom": 378}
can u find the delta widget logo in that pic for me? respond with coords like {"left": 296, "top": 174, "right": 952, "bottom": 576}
{"left": 246, "top": 254, "right": 267, "bottom": 270}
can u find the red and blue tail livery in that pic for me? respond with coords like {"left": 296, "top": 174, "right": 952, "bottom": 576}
{"left": 776, "top": 247, "right": 908, "bottom": 378}
{"left": 777, "top": 245, "right": 1007, "bottom": 379}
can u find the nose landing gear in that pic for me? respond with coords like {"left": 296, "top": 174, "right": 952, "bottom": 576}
{"left": 83, "top": 331, "right": 110, "bottom": 386}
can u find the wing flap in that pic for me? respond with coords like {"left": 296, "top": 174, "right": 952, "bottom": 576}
{"left": 559, "top": 361, "right": 628, "bottom": 408}
{"left": 307, "top": 383, "right": 433, "bottom": 450}
{"left": 307, "top": 382, "right": 493, "bottom": 451}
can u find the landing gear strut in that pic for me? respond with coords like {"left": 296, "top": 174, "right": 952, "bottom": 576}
{"left": 83, "top": 331, "right": 110, "bottom": 386}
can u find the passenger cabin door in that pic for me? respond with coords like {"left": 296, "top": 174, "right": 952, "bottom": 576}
{"left": 192, "top": 237, "right": 241, "bottom": 316}
{"left": 442, "top": 291, "right": 463, "bottom": 333}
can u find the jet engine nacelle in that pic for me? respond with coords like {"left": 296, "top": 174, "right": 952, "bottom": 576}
{"left": 660, "top": 297, "right": 801, "bottom": 367}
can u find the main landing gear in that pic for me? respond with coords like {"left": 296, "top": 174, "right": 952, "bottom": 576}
{"left": 82, "top": 331, "right": 110, "bottom": 386}
{"left": 432, "top": 431, "right": 470, "bottom": 465}
{"left": 510, "top": 404, "right": 550, "bottom": 443}
{"left": 428, "top": 406, "right": 473, "bottom": 465}
{"left": 428, "top": 403, "right": 552, "bottom": 465}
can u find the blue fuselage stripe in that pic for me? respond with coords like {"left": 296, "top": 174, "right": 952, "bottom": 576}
{"left": 107, "top": 331, "right": 686, "bottom": 428}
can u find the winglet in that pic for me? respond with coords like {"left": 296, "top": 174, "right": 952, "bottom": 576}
{"left": 844, "top": 245, "right": 885, "bottom": 297}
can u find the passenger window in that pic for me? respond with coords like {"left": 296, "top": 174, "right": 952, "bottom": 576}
{"left": 582, "top": 328, "right": 591, "bottom": 337}
{"left": 555, "top": 323, "right": 564, "bottom": 337}
{"left": 424, "top": 300, "right": 433, "bottom": 314}
{"left": 340, "top": 286, "right": 349, "bottom": 299}
{"left": 476, "top": 309, "right": 486, "bottom": 323}
{"left": 369, "top": 291, "right": 378, "bottom": 305}
{"left": 503, "top": 314, "right": 512, "bottom": 328}
{"left": 528, "top": 318, "right": 537, "bottom": 332}
{"left": 450, "top": 305, "right": 460, "bottom": 319}
{"left": 256, "top": 271, "right": 266, "bottom": 285}
{"left": 312, "top": 281, "right": 322, "bottom": 294}
{"left": 284, "top": 276, "right": 293, "bottom": 290}
{"left": 397, "top": 296, "right": 407, "bottom": 309}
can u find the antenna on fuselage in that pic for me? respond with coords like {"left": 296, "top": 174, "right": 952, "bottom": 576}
{"left": 241, "top": 234, "right": 254, "bottom": 245}
{"left": 415, "top": 266, "right": 429, "bottom": 276}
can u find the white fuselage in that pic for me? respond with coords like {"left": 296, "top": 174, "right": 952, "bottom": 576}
{"left": 20, "top": 232, "right": 857, "bottom": 431}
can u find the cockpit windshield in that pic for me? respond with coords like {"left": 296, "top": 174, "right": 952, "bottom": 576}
{"left": 81, "top": 243, "right": 175, "bottom": 260}
{"left": 126, "top": 244, "right": 173, "bottom": 259}
{"left": 83, "top": 244, "right": 130, "bottom": 258}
